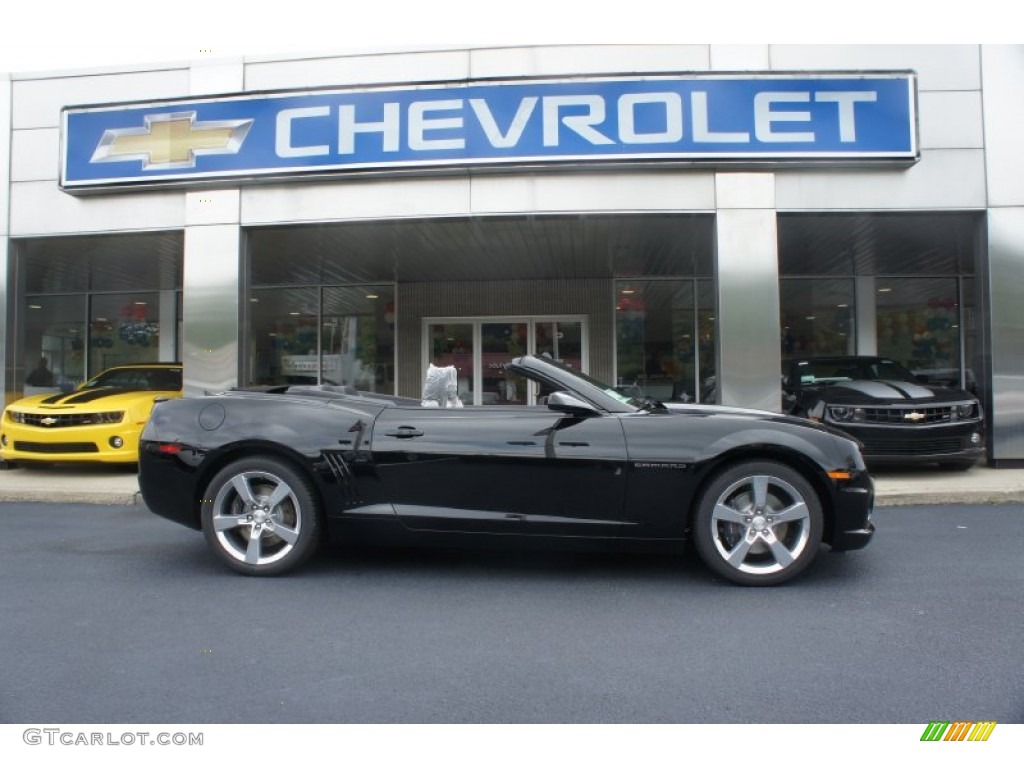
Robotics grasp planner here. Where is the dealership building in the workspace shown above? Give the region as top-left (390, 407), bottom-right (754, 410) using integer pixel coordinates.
top-left (1, 44), bottom-right (1022, 464)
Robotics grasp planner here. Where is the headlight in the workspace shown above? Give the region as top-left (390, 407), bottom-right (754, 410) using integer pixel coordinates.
top-left (89, 411), bottom-right (125, 424)
top-left (827, 406), bottom-right (866, 423)
top-left (952, 402), bottom-right (979, 420)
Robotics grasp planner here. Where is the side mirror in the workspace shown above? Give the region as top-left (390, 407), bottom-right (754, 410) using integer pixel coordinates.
top-left (547, 391), bottom-right (599, 416)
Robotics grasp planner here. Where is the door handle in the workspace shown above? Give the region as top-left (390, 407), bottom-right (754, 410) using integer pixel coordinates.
top-left (385, 427), bottom-right (424, 438)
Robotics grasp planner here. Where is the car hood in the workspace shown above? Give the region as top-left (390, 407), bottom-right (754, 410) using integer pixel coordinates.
top-left (802, 380), bottom-right (973, 404)
top-left (662, 401), bottom-right (844, 433)
top-left (6, 388), bottom-right (181, 411)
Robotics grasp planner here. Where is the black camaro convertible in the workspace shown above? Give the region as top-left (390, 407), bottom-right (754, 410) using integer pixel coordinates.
top-left (139, 355), bottom-right (875, 586)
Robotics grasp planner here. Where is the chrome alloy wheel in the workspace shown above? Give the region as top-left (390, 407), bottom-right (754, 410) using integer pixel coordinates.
top-left (210, 470), bottom-right (302, 567)
top-left (709, 474), bottom-right (812, 576)
top-left (694, 461), bottom-right (823, 586)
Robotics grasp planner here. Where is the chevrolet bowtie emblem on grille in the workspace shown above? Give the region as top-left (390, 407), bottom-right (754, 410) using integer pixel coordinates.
top-left (40, 417), bottom-right (58, 426)
top-left (90, 111), bottom-right (253, 170)
top-left (905, 411), bottom-right (926, 422)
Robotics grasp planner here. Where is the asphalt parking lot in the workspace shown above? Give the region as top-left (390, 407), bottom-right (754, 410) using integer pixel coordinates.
top-left (1, 499), bottom-right (1022, 724)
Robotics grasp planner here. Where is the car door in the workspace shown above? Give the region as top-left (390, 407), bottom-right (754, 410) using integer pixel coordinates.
top-left (370, 405), bottom-right (628, 536)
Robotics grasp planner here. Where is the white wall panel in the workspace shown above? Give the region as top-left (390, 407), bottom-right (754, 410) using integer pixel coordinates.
top-left (9, 181), bottom-right (185, 235)
top-left (182, 224), bottom-right (240, 395)
top-left (0, 234), bottom-right (7, 405)
top-left (710, 45), bottom-right (771, 71)
top-left (981, 45), bottom-right (1024, 207)
top-left (186, 189), bottom-right (240, 226)
top-left (469, 171), bottom-right (716, 214)
top-left (715, 172), bottom-right (775, 209)
top-left (716, 208), bottom-right (781, 411)
top-left (189, 59), bottom-right (244, 95)
top-left (1, 75), bottom-right (10, 237)
top-left (469, 45), bottom-right (710, 79)
top-left (245, 50), bottom-right (470, 91)
top-left (769, 45), bottom-right (980, 91)
top-left (1, 78), bottom-right (9, 406)
top-left (241, 176), bottom-right (473, 225)
top-left (918, 91), bottom-right (984, 149)
top-left (11, 69), bottom-right (189, 129)
top-left (988, 207), bottom-right (1024, 461)
top-left (776, 150), bottom-right (986, 211)
top-left (10, 128), bottom-right (59, 181)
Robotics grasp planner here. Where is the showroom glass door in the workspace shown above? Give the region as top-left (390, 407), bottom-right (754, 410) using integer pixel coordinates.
top-left (424, 317), bottom-right (587, 405)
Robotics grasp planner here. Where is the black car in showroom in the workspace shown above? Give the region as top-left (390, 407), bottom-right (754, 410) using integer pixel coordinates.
top-left (138, 354), bottom-right (875, 586)
top-left (783, 356), bottom-right (984, 470)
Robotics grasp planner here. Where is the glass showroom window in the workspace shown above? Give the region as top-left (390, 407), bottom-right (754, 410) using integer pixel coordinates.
top-left (247, 285), bottom-right (395, 390)
top-left (20, 295), bottom-right (87, 394)
top-left (321, 286), bottom-right (395, 393)
top-left (19, 292), bottom-right (172, 395)
top-left (88, 293), bottom-right (165, 374)
top-left (11, 232), bottom-right (182, 396)
top-left (779, 279), bottom-right (856, 359)
top-left (875, 277), bottom-right (960, 380)
top-left (615, 280), bottom-right (715, 403)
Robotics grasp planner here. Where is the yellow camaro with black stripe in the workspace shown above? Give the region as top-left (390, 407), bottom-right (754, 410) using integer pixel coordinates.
top-left (1, 363), bottom-right (182, 465)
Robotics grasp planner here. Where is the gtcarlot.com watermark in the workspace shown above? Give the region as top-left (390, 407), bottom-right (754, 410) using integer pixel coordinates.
top-left (23, 728), bottom-right (203, 747)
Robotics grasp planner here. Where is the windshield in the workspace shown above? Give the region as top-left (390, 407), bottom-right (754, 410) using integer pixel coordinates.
top-left (81, 367), bottom-right (182, 392)
top-left (526, 355), bottom-right (641, 410)
top-left (794, 358), bottom-right (919, 386)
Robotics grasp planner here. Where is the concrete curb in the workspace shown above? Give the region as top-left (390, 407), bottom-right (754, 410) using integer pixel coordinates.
top-left (0, 490), bottom-right (141, 505)
top-left (875, 492), bottom-right (1024, 507)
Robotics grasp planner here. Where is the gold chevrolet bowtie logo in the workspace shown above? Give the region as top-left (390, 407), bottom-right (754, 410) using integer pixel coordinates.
top-left (905, 411), bottom-right (926, 422)
top-left (90, 111), bottom-right (252, 170)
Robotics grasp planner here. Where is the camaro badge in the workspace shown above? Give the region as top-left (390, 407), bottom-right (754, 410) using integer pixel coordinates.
top-left (90, 111), bottom-right (253, 170)
top-left (905, 411), bottom-right (926, 422)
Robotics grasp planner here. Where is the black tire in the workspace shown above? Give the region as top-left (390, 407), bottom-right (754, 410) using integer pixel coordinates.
top-left (693, 461), bottom-right (823, 587)
top-left (200, 456), bottom-right (322, 576)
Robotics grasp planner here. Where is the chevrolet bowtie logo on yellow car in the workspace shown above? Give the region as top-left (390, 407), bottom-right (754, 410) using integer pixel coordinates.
top-left (90, 111), bottom-right (252, 170)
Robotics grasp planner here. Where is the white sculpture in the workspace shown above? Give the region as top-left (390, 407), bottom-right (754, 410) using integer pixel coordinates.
top-left (421, 364), bottom-right (464, 408)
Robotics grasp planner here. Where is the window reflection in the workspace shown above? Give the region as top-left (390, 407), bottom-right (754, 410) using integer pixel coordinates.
top-left (20, 295), bottom-right (86, 394)
top-left (614, 280), bottom-right (715, 403)
top-left (88, 293), bottom-right (163, 374)
top-left (481, 323), bottom-right (528, 405)
top-left (876, 278), bottom-right (960, 381)
top-left (779, 280), bottom-right (856, 359)
top-left (247, 286), bottom-right (395, 392)
top-left (19, 291), bottom-right (172, 396)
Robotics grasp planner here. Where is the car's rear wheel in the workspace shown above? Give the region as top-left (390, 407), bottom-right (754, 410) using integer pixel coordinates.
top-left (200, 456), bottom-right (321, 576)
top-left (693, 461), bottom-right (823, 586)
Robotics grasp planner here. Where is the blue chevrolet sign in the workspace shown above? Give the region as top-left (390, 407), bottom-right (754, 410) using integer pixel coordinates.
top-left (61, 73), bottom-right (918, 192)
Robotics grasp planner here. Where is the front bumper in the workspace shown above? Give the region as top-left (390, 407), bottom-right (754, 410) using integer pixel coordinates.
top-left (827, 420), bottom-right (984, 466)
top-left (827, 470), bottom-right (876, 552)
top-left (0, 419), bottom-right (144, 463)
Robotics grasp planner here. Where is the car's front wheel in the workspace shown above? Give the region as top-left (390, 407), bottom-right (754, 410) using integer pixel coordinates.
top-left (200, 456), bottom-right (321, 576)
top-left (693, 461), bottom-right (823, 586)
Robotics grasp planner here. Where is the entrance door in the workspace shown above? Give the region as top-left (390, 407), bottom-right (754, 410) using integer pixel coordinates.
top-left (424, 317), bottom-right (587, 406)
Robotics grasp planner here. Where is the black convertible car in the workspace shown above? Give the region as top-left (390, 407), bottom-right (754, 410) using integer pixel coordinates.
top-left (139, 355), bottom-right (875, 586)
top-left (783, 356), bottom-right (984, 469)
